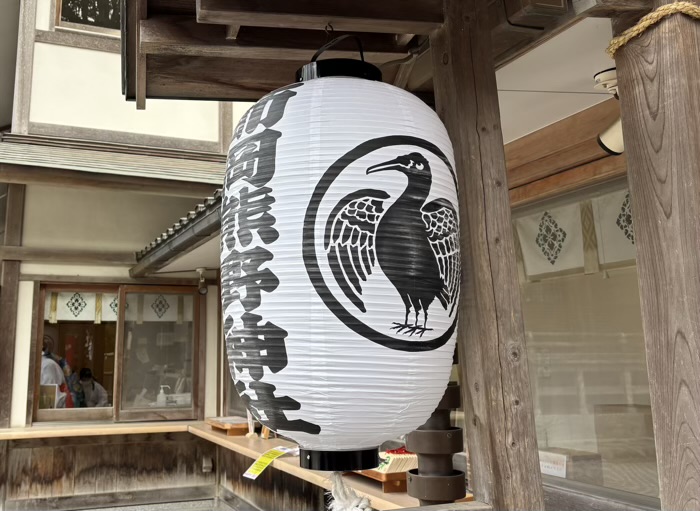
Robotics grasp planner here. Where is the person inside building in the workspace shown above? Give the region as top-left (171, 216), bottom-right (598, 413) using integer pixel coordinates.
top-left (41, 340), bottom-right (67, 408)
top-left (42, 335), bottom-right (82, 406)
top-left (79, 368), bottom-right (110, 407)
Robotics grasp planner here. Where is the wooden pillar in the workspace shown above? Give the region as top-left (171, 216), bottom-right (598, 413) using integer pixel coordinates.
top-left (614, 2), bottom-right (700, 508)
top-left (430, 1), bottom-right (544, 509)
top-left (0, 441), bottom-right (7, 511)
top-left (0, 184), bottom-right (25, 428)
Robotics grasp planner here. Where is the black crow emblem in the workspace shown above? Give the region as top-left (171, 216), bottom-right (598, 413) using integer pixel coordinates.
top-left (324, 152), bottom-right (460, 336)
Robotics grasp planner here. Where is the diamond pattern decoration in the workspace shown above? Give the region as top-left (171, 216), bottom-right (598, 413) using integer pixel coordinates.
top-left (151, 295), bottom-right (170, 318)
top-left (66, 292), bottom-right (87, 317)
top-left (616, 192), bottom-right (635, 245)
top-left (110, 296), bottom-right (119, 315)
top-left (536, 212), bottom-right (567, 265)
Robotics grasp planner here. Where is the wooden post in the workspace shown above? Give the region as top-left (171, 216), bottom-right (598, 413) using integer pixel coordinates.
top-left (0, 184), bottom-right (25, 428)
top-left (614, 1), bottom-right (700, 508)
top-left (430, 1), bottom-right (544, 509)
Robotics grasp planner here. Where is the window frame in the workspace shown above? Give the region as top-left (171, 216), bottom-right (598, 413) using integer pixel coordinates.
top-left (54, 0), bottom-right (121, 38)
top-left (513, 177), bottom-right (660, 504)
top-left (114, 285), bottom-right (205, 422)
top-left (31, 282), bottom-right (205, 424)
top-left (33, 283), bottom-right (120, 423)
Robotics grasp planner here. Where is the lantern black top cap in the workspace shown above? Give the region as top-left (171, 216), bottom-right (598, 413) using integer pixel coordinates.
top-left (296, 35), bottom-right (382, 82)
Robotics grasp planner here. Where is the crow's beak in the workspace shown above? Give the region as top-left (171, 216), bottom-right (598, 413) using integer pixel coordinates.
top-left (367, 157), bottom-right (404, 174)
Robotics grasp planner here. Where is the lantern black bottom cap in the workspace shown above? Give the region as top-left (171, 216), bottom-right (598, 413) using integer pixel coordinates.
top-left (300, 448), bottom-right (379, 471)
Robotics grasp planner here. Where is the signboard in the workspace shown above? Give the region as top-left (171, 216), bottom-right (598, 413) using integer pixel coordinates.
top-left (539, 450), bottom-right (568, 478)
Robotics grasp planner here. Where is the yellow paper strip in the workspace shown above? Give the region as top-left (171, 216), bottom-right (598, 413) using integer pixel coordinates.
top-left (243, 446), bottom-right (298, 480)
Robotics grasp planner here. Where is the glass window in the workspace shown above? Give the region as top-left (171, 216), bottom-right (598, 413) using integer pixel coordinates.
top-left (37, 286), bottom-right (118, 421)
top-left (514, 183), bottom-right (659, 498)
top-left (116, 286), bottom-right (201, 421)
top-left (34, 284), bottom-right (202, 423)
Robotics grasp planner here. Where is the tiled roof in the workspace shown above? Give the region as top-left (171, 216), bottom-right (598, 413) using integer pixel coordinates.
top-left (136, 189), bottom-right (223, 260)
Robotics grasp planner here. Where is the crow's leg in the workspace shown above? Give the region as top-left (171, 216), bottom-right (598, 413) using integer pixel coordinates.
top-left (423, 309), bottom-right (428, 329)
top-left (411, 298), bottom-right (422, 326)
top-left (391, 295), bottom-right (413, 333)
top-left (402, 294), bottom-right (411, 325)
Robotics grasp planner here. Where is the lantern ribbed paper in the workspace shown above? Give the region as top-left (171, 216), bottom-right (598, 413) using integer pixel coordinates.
top-left (221, 77), bottom-right (460, 467)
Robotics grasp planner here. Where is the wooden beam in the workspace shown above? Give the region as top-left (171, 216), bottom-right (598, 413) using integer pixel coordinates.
top-left (136, 0), bottom-right (148, 109)
top-left (505, 98), bottom-right (620, 188)
top-left (0, 185), bottom-right (25, 428)
top-left (0, 441), bottom-right (7, 508)
top-left (195, 0), bottom-right (444, 34)
top-left (225, 25), bottom-right (241, 40)
top-left (122, 0), bottom-right (137, 101)
top-left (430, 0), bottom-right (544, 509)
top-left (394, 59), bottom-right (416, 88)
top-left (0, 246), bottom-right (136, 266)
top-left (572, 0), bottom-right (652, 17)
top-left (0, 163), bottom-right (218, 199)
top-left (11, 0), bottom-right (37, 134)
top-left (139, 16), bottom-right (407, 63)
top-left (614, 1), bottom-right (700, 508)
top-left (509, 154), bottom-right (627, 208)
top-left (146, 55), bottom-right (304, 101)
top-left (504, 0), bottom-right (569, 27)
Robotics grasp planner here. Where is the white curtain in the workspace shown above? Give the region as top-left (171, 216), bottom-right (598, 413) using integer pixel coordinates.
top-left (516, 203), bottom-right (583, 277)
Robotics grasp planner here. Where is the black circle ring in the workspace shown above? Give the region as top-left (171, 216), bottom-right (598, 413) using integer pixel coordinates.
top-left (302, 135), bottom-right (459, 352)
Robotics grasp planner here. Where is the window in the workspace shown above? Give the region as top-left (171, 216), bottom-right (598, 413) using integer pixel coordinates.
top-left (513, 182), bottom-right (659, 499)
top-left (56, 0), bottom-right (120, 35)
top-left (34, 284), bottom-right (203, 423)
top-left (116, 286), bottom-right (202, 421)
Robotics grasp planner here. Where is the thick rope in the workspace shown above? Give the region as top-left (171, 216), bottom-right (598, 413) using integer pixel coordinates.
top-left (328, 472), bottom-right (374, 511)
top-left (607, 1), bottom-right (700, 58)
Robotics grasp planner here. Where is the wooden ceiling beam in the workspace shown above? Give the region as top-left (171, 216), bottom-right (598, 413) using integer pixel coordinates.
top-left (572, 0), bottom-right (652, 17)
top-left (146, 55), bottom-right (304, 100)
top-left (139, 16), bottom-right (408, 63)
top-left (195, 0), bottom-right (443, 34)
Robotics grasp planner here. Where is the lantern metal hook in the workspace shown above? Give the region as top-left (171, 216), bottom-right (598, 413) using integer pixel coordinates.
top-left (324, 23), bottom-right (335, 41)
top-left (312, 34), bottom-right (365, 63)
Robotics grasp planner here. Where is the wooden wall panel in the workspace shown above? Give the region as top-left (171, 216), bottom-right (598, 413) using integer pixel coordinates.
top-left (0, 185), bottom-right (25, 428)
top-left (4, 433), bottom-right (215, 510)
top-left (219, 447), bottom-right (326, 511)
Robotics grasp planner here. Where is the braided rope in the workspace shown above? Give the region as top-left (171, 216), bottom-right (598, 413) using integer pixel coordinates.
top-left (607, 1), bottom-right (700, 58)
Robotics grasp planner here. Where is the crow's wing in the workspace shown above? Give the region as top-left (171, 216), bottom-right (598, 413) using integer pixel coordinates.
top-left (422, 199), bottom-right (460, 315)
top-left (324, 189), bottom-right (389, 313)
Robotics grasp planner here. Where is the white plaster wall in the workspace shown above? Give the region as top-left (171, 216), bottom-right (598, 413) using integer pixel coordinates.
top-left (231, 101), bottom-right (254, 133)
top-left (0, 0), bottom-right (20, 127)
top-left (29, 43), bottom-right (219, 141)
top-left (22, 185), bottom-right (198, 252)
top-left (35, 0), bottom-right (51, 30)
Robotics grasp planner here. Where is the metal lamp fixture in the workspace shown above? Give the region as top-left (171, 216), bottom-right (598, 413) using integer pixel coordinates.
top-left (594, 68), bottom-right (624, 155)
top-left (220, 36), bottom-right (461, 471)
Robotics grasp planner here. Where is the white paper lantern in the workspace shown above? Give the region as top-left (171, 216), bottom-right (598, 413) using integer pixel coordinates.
top-left (221, 57), bottom-right (460, 471)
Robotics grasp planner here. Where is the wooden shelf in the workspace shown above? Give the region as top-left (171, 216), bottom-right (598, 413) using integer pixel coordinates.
top-left (1, 421), bottom-right (485, 511)
top-left (189, 423), bottom-right (421, 511)
top-left (0, 421), bottom-right (196, 440)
